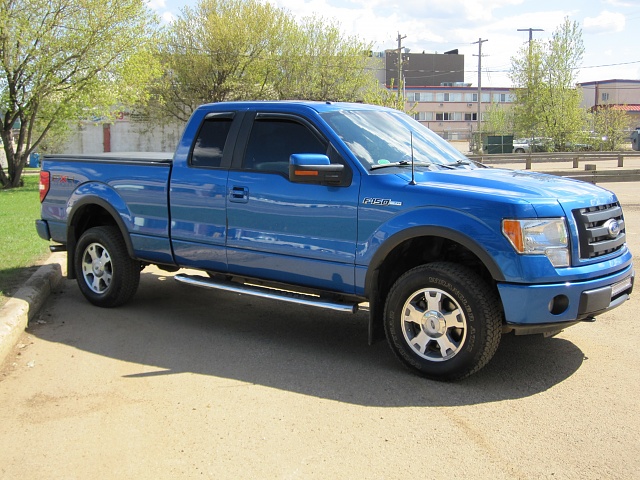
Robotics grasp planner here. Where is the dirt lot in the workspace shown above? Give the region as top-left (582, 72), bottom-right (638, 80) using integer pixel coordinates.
top-left (1, 183), bottom-right (639, 479)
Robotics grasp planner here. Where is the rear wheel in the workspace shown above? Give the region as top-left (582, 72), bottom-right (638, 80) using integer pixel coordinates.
top-left (74, 226), bottom-right (140, 307)
top-left (384, 262), bottom-right (502, 380)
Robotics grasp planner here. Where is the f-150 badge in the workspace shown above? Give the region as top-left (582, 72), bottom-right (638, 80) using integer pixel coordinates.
top-left (363, 197), bottom-right (402, 206)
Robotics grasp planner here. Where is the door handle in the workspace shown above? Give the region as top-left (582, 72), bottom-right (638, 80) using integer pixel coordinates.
top-left (229, 186), bottom-right (249, 203)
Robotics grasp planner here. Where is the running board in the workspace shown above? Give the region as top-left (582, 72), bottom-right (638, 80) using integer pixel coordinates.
top-left (174, 274), bottom-right (359, 313)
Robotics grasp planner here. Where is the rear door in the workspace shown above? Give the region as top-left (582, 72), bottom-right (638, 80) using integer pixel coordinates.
top-left (169, 111), bottom-right (242, 272)
top-left (226, 111), bottom-right (360, 294)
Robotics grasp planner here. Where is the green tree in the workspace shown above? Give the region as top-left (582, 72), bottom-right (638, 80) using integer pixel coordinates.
top-left (483, 102), bottom-right (515, 135)
top-left (272, 14), bottom-right (374, 102)
top-left (363, 78), bottom-right (411, 112)
top-left (591, 106), bottom-right (632, 151)
top-left (509, 39), bottom-right (546, 138)
top-left (151, 0), bottom-right (290, 122)
top-left (0, 0), bottom-right (158, 188)
top-left (149, 0), bottom-right (378, 122)
top-left (509, 18), bottom-right (585, 150)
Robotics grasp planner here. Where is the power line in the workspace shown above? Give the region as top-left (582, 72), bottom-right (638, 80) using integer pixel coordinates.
top-left (581, 59), bottom-right (640, 70)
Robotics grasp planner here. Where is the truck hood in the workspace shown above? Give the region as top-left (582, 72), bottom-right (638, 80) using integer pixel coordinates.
top-left (395, 167), bottom-right (617, 206)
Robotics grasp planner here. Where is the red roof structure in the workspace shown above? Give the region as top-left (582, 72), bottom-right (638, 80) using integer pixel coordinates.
top-left (610, 105), bottom-right (640, 112)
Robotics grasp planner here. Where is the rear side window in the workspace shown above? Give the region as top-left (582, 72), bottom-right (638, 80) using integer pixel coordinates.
top-left (242, 118), bottom-right (327, 174)
top-left (191, 118), bottom-right (233, 168)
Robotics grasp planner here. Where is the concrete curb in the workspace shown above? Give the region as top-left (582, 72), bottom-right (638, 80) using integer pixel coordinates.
top-left (0, 252), bottom-right (66, 367)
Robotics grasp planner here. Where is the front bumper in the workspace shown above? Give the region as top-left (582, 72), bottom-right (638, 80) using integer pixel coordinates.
top-left (498, 264), bottom-right (634, 331)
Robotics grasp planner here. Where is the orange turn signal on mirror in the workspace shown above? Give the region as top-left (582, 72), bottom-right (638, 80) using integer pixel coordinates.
top-left (295, 170), bottom-right (318, 176)
top-left (502, 219), bottom-right (524, 252)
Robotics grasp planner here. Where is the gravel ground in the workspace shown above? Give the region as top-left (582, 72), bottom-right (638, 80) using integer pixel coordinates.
top-left (0, 182), bottom-right (638, 480)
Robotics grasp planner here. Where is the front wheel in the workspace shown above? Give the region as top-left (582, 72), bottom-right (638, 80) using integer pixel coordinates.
top-left (384, 262), bottom-right (502, 380)
top-left (74, 226), bottom-right (140, 307)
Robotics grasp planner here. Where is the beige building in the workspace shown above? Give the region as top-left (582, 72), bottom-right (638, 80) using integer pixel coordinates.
top-left (404, 86), bottom-right (514, 140)
top-left (579, 79), bottom-right (640, 109)
top-left (368, 50), bottom-right (514, 141)
top-left (578, 79), bottom-right (640, 128)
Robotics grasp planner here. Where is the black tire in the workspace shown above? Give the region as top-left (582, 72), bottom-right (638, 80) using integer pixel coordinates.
top-left (514, 148), bottom-right (525, 153)
top-left (384, 262), bottom-right (502, 380)
top-left (74, 226), bottom-right (140, 308)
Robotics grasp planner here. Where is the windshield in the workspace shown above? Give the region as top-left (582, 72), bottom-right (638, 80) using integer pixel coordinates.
top-left (320, 109), bottom-right (468, 169)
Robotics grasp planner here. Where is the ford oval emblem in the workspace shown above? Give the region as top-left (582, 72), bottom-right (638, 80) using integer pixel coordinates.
top-left (605, 219), bottom-right (621, 238)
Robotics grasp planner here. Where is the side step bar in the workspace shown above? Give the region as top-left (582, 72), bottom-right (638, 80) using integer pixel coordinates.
top-left (174, 274), bottom-right (359, 313)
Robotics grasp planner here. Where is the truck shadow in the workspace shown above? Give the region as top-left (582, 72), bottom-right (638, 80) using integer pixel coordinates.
top-left (34, 271), bottom-right (586, 407)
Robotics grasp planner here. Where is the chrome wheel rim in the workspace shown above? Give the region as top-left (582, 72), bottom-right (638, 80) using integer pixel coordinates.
top-left (81, 242), bottom-right (113, 294)
top-left (401, 288), bottom-right (467, 362)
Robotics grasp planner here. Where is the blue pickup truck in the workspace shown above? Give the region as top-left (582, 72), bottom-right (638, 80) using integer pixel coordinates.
top-left (36, 101), bottom-right (634, 380)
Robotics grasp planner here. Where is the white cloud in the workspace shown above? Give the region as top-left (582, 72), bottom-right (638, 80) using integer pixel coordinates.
top-left (146, 0), bottom-right (167, 10)
top-left (603, 0), bottom-right (636, 7)
top-left (583, 11), bottom-right (626, 34)
top-left (161, 11), bottom-right (176, 23)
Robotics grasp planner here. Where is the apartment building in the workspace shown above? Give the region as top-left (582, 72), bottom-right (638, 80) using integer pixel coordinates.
top-left (376, 50), bottom-right (514, 139)
top-left (405, 85), bottom-right (514, 139)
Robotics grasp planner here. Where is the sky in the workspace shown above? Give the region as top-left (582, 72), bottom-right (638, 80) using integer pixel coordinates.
top-left (146, 0), bottom-right (640, 88)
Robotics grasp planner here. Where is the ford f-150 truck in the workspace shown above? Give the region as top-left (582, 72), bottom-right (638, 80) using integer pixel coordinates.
top-left (36, 101), bottom-right (634, 380)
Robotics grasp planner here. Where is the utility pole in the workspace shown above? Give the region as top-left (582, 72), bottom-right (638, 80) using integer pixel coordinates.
top-left (518, 28), bottom-right (543, 57)
top-left (517, 28), bottom-right (543, 44)
top-left (472, 38), bottom-right (488, 141)
top-left (396, 32), bottom-right (407, 99)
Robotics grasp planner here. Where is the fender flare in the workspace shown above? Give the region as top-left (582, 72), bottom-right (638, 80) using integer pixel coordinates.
top-left (66, 195), bottom-right (136, 278)
top-left (364, 224), bottom-right (506, 297)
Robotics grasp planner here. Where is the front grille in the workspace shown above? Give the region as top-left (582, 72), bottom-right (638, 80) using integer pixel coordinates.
top-left (573, 202), bottom-right (626, 260)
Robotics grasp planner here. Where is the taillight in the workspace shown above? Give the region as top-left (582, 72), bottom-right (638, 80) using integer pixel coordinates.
top-left (39, 171), bottom-right (50, 203)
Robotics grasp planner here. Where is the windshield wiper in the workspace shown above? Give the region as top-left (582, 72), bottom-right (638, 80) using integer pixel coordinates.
top-left (456, 158), bottom-right (488, 168)
top-left (371, 160), bottom-right (433, 171)
top-left (370, 160), bottom-right (411, 170)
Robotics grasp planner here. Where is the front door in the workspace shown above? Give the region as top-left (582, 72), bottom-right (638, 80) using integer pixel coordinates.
top-left (226, 112), bottom-right (360, 294)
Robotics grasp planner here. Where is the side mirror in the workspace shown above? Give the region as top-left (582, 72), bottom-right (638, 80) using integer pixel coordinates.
top-left (289, 154), bottom-right (345, 185)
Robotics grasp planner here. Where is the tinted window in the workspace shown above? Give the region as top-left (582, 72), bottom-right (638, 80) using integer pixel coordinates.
top-left (243, 118), bottom-right (327, 174)
top-left (191, 118), bottom-right (233, 168)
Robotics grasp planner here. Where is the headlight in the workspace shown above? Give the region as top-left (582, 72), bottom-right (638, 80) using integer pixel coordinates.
top-left (502, 218), bottom-right (570, 267)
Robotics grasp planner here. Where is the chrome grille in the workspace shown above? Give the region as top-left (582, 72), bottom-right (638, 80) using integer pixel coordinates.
top-left (573, 203), bottom-right (626, 259)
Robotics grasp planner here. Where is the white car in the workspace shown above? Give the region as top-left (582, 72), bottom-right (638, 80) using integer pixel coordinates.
top-left (512, 138), bottom-right (552, 154)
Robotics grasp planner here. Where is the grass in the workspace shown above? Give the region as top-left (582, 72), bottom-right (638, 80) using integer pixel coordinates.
top-left (0, 172), bottom-right (52, 305)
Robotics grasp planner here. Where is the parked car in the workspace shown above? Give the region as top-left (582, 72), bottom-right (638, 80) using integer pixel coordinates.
top-left (512, 138), bottom-right (552, 153)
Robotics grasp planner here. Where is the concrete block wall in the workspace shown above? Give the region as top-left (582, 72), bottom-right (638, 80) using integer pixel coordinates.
top-left (62, 120), bottom-right (184, 154)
